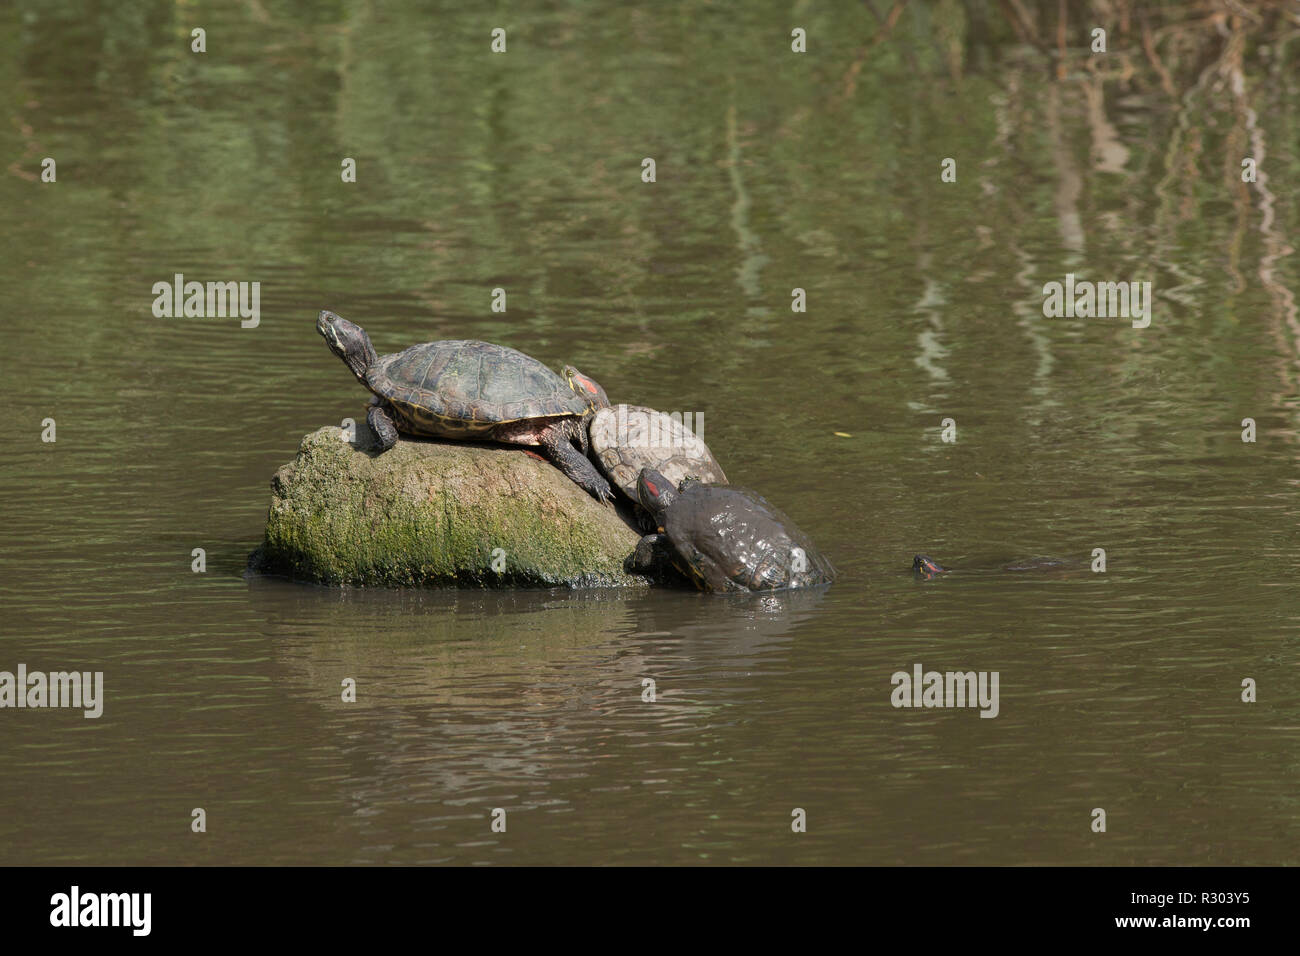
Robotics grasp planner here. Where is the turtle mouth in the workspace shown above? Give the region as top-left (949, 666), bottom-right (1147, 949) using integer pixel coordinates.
top-left (317, 311), bottom-right (349, 355)
top-left (316, 311), bottom-right (336, 340)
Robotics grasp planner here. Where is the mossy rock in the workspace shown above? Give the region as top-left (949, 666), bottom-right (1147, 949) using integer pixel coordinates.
top-left (250, 424), bottom-right (648, 588)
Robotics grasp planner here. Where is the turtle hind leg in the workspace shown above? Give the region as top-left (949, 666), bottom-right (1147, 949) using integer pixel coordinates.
top-left (367, 403), bottom-right (399, 452)
top-left (539, 420), bottom-right (615, 505)
top-left (693, 552), bottom-right (744, 592)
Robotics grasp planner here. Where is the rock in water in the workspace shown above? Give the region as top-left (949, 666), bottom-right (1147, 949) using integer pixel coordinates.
top-left (250, 425), bottom-right (647, 588)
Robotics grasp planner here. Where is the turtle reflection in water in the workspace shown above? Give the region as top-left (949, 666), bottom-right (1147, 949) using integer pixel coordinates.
top-left (912, 554), bottom-right (1084, 581)
top-left (631, 468), bottom-right (835, 592)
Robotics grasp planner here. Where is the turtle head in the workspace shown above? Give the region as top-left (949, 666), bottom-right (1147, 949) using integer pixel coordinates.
top-left (913, 555), bottom-right (946, 579)
top-left (563, 365), bottom-right (610, 411)
top-left (317, 310), bottom-right (377, 384)
top-left (636, 468), bottom-right (678, 526)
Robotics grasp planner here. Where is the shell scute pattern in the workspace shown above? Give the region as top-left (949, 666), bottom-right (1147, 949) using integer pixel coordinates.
top-left (589, 405), bottom-right (727, 499)
top-left (369, 340), bottom-right (586, 435)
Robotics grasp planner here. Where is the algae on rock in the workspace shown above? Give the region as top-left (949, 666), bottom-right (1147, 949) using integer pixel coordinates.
top-left (251, 424), bottom-right (647, 588)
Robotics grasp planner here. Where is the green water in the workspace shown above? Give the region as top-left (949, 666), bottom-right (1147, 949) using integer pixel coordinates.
top-left (2, 1), bottom-right (1298, 864)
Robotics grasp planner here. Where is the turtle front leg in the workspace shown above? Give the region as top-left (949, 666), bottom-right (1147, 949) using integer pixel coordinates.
top-left (628, 533), bottom-right (692, 585)
top-left (540, 420), bottom-right (615, 505)
top-left (367, 402), bottom-right (399, 452)
top-left (630, 533), bottom-right (673, 574)
top-left (630, 534), bottom-right (711, 589)
top-left (632, 503), bottom-right (658, 534)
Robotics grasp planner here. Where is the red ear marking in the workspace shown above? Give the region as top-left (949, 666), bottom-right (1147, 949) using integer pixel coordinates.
top-left (644, 479), bottom-right (658, 496)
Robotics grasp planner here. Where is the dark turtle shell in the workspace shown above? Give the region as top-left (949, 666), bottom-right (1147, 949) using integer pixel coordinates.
top-left (661, 482), bottom-right (834, 592)
top-left (589, 404), bottom-right (727, 500)
top-left (366, 340), bottom-right (590, 439)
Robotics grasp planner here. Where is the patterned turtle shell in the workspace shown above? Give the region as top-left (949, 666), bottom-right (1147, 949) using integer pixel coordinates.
top-left (588, 404), bottom-right (727, 500)
top-left (365, 339), bottom-right (591, 438)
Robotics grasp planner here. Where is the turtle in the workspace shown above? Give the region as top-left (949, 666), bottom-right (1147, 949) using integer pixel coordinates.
top-left (561, 364), bottom-right (609, 411)
top-left (317, 310), bottom-right (615, 503)
top-left (630, 468), bottom-right (835, 592)
top-left (913, 554), bottom-right (1082, 580)
top-left (586, 404), bottom-right (728, 516)
top-left (549, 371), bottom-right (729, 517)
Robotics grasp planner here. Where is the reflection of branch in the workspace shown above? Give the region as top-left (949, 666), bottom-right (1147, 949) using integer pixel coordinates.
top-left (1232, 51), bottom-right (1300, 374)
top-left (6, 115), bottom-right (41, 182)
top-left (998, 0), bottom-right (1049, 53)
top-left (1081, 75), bottom-right (1130, 174)
top-left (1225, 95), bottom-right (1250, 296)
top-left (841, 0), bottom-right (909, 99)
top-left (1055, 0), bottom-right (1067, 80)
top-left (1223, 1), bottom-right (1264, 26)
top-left (1046, 85), bottom-right (1084, 254)
top-left (724, 103), bottom-right (768, 301)
top-left (990, 76), bottom-right (1055, 412)
top-left (1140, 14), bottom-right (1178, 96)
top-left (865, 0), bottom-right (920, 73)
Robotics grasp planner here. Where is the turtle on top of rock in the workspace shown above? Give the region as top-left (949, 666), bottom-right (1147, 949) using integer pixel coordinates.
top-left (317, 310), bottom-right (614, 504)
top-left (316, 310), bottom-right (832, 592)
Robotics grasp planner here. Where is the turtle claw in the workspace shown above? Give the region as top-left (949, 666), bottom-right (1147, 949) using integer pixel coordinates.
top-left (595, 480), bottom-right (616, 507)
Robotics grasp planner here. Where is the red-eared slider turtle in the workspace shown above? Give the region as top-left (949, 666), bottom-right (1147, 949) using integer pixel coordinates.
top-left (588, 404), bottom-right (728, 504)
top-left (631, 468), bottom-right (835, 592)
top-left (561, 365), bottom-right (609, 411)
top-left (913, 554), bottom-right (1081, 580)
top-left (913, 555), bottom-right (947, 580)
top-left (317, 310), bottom-right (614, 503)
top-left (551, 374), bottom-right (729, 529)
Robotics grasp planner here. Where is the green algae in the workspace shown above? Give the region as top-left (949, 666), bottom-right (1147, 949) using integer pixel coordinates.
top-left (252, 426), bottom-right (647, 589)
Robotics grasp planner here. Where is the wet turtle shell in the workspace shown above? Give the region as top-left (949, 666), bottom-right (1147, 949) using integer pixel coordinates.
top-left (367, 339), bottom-right (590, 441)
top-left (589, 405), bottom-right (727, 500)
top-left (636, 474), bottom-right (835, 592)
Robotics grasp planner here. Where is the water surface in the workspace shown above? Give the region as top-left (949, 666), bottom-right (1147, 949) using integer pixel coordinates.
top-left (2, 1), bottom-right (1298, 865)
